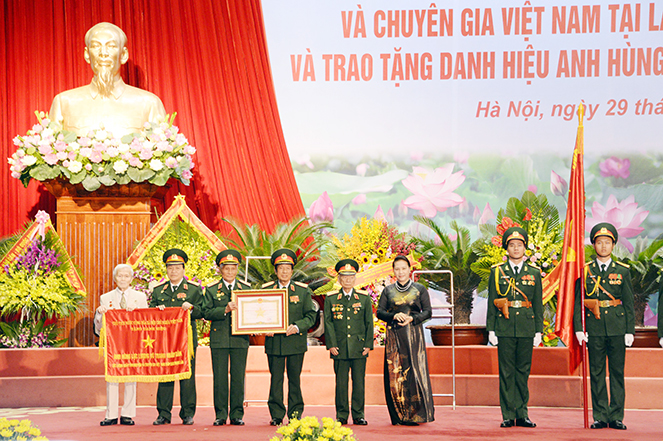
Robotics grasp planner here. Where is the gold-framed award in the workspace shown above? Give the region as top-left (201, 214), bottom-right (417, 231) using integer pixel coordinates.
top-left (231, 289), bottom-right (288, 335)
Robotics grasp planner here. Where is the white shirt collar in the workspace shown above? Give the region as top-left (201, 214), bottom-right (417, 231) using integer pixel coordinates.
top-left (596, 258), bottom-right (612, 269)
top-left (509, 260), bottom-right (523, 273)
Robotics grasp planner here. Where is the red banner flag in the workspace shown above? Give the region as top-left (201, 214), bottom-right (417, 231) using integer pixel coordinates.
top-left (553, 104), bottom-right (586, 371)
top-left (100, 308), bottom-right (194, 383)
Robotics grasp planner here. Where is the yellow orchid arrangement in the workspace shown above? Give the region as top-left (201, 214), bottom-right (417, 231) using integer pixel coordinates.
top-left (0, 418), bottom-right (48, 441)
top-left (269, 416), bottom-right (356, 441)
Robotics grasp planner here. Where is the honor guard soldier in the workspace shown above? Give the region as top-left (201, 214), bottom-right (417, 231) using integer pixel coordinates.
top-left (262, 248), bottom-right (316, 425)
top-left (202, 249), bottom-right (252, 426)
top-left (486, 227), bottom-right (543, 429)
top-left (574, 223), bottom-right (635, 430)
top-left (150, 248), bottom-right (203, 426)
top-left (324, 259), bottom-right (373, 425)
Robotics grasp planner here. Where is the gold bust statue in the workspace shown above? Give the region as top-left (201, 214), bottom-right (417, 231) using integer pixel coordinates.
top-left (49, 22), bottom-right (166, 138)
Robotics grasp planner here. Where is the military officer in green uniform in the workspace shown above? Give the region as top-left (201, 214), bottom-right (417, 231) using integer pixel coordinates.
top-left (262, 248), bottom-right (316, 425)
top-left (486, 227), bottom-right (543, 429)
top-left (574, 222), bottom-right (634, 430)
top-left (202, 249), bottom-right (252, 426)
top-left (324, 259), bottom-right (373, 425)
top-left (150, 249), bottom-right (203, 426)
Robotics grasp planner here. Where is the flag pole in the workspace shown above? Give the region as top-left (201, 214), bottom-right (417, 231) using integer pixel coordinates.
top-left (576, 103), bottom-right (590, 429)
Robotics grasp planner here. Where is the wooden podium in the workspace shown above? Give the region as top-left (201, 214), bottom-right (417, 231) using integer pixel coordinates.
top-left (44, 179), bottom-right (166, 346)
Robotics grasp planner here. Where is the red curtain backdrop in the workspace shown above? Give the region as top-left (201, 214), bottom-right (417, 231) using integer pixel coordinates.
top-left (0, 0), bottom-right (304, 238)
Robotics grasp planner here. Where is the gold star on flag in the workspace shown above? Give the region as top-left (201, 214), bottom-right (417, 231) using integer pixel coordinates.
top-left (143, 335), bottom-right (155, 348)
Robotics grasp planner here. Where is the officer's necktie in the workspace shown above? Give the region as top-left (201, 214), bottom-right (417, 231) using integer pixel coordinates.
top-left (513, 266), bottom-right (519, 276)
top-left (601, 264), bottom-right (607, 275)
top-left (120, 292), bottom-right (127, 309)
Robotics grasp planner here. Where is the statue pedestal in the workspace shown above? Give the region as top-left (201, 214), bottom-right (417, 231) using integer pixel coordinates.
top-left (44, 180), bottom-right (167, 346)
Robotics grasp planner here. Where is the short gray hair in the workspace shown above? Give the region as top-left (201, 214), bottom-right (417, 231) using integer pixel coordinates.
top-left (113, 264), bottom-right (134, 281)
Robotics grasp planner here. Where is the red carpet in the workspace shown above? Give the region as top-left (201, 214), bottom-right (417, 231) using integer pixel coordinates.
top-left (2, 405), bottom-right (662, 441)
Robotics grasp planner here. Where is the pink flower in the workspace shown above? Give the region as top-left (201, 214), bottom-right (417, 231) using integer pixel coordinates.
top-left (352, 194), bottom-right (367, 205)
top-left (374, 205), bottom-right (386, 222)
top-left (139, 148), bottom-right (153, 160)
top-left (586, 195), bottom-right (649, 252)
top-left (528, 184), bottom-right (538, 194)
top-left (550, 170), bottom-right (568, 197)
top-left (38, 144), bottom-right (52, 155)
top-left (308, 191), bottom-right (334, 223)
top-left (599, 156), bottom-right (630, 179)
top-left (165, 157), bottom-right (178, 168)
top-left (56, 151), bottom-right (67, 161)
top-left (356, 163), bottom-right (369, 176)
top-left (181, 169), bottom-right (193, 180)
top-left (43, 153), bottom-right (59, 165)
top-left (79, 147), bottom-right (92, 158)
top-left (89, 150), bottom-right (103, 163)
top-left (402, 164), bottom-right (465, 218)
top-left (478, 203), bottom-right (494, 225)
top-left (78, 137), bottom-right (92, 147)
top-left (85, 164), bottom-right (92, 171)
top-left (54, 141), bottom-right (67, 152)
top-left (31, 124), bottom-right (43, 133)
top-left (129, 157), bottom-right (142, 168)
top-left (68, 151), bottom-right (78, 160)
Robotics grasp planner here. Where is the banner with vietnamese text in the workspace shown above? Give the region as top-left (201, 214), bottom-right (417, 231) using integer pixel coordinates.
top-left (101, 308), bottom-right (193, 383)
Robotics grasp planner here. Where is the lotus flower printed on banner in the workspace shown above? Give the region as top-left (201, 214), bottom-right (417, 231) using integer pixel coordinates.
top-left (586, 194), bottom-right (649, 252)
top-left (402, 164), bottom-right (465, 218)
top-left (550, 170), bottom-right (568, 197)
top-left (599, 156), bottom-right (630, 179)
top-left (308, 191), bottom-right (334, 223)
top-left (8, 111), bottom-right (196, 191)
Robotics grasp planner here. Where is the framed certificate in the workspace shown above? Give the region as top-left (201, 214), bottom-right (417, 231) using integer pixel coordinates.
top-left (231, 289), bottom-right (289, 335)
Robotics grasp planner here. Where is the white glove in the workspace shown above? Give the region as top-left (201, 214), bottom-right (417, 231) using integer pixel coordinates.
top-left (488, 331), bottom-right (498, 346)
top-left (659, 337), bottom-right (663, 348)
top-left (575, 331), bottom-right (588, 345)
top-left (533, 332), bottom-right (542, 347)
top-left (624, 333), bottom-right (634, 347)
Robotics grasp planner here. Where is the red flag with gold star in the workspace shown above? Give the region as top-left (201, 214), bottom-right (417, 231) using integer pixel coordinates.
top-left (100, 308), bottom-right (193, 382)
top-left (553, 104), bottom-right (586, 371)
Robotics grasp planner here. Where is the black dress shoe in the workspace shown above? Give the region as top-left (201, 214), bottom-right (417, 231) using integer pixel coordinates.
top-left (230, 418), bottom-right (245, 426)
top-left (182, 416), bottom-right (194, 425)
top-left (609, 420), bottom-right (627, 430)
top-left (515, 418), bottom-right (536, 428)
top-left (353, 418), bottom-right (368, 425)
top-left (590, 421), bottom-right (607, 429)
top-left (213, 419), bottom-right (226, 426)
top-left (120, 416), bottom-right (135, 425)
top-left (500, 419), bottom-right (514, 428)
top-left (399, 421), bottom-right (419, 426)
top-left (270, 418), bottom-right (282, 426)
top-left (100, 418), bottom-right (118, 426)
top-left (153, 416), bottom-right (170, 425)
top-left (337, 418), bottom-right (347, 425)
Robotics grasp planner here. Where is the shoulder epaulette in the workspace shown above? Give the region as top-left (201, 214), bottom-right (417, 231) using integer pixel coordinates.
top-left (187, 280), bottom-right (200, 286)
top-left (238, 279), bottom-right (252, 287)
top-left (327, 290), bottom-right (341, 296)
top-left (355, 289), bottom-right (369, 296)
top-left (294, 281), bottom-right (309, 288)
top-left (262, 281), bottom-right (275, 288)
top-left (527, 262), bottom-right (540, 269)
top-left (207, 281), bottom-right (220, 290)
top-left (491, 262), bottom-right (504, 268)
top-left (615, 261), bottom-right (630, 268)
top-left (585, 261), bottom-right (592, 266)
top-left (154, 282), bottom-right (167, 289)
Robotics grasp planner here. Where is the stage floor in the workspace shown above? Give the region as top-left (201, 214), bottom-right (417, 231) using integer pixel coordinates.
top-left (2, 405), bottom-right (662, 441)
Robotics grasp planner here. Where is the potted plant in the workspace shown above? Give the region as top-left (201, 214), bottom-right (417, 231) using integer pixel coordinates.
top-left (412, 216), bottom-right (486, 345)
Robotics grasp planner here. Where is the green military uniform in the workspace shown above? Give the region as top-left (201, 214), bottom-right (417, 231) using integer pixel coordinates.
top-left (150, 248), bottom-right (203, 424)
top-left (486, 227), bottom-right (543, 424)
top-left (149, 279), bottom-right (203, 421)
top-left (574, 224), bottom-right (634, 426)
top-left (202, 277), bottom-right (251, 423)
top-left (263, 248), bottom-right (316, 422)
top-left (324, 286), bottom-right (373, 422)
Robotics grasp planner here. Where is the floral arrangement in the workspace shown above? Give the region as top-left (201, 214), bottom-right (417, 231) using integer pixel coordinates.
top-left (269, 416), bottom-right (356, 441)
top-left (9, 111), bottom-right (196, 191)
top-left (132, 220), bottom-right (218, 293)
top-left (0, 213), bottom-right (85, 338)
top-left (471, 192), bottom-right (563, 346)
top-left (0, 317), bottom-right (64, 348)
top-left (541, 318), bottom-right (560, 347)
top-left (0, 418), bottom-right (48, 440)
top-left (319, 217), bottom-right (417, 345)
